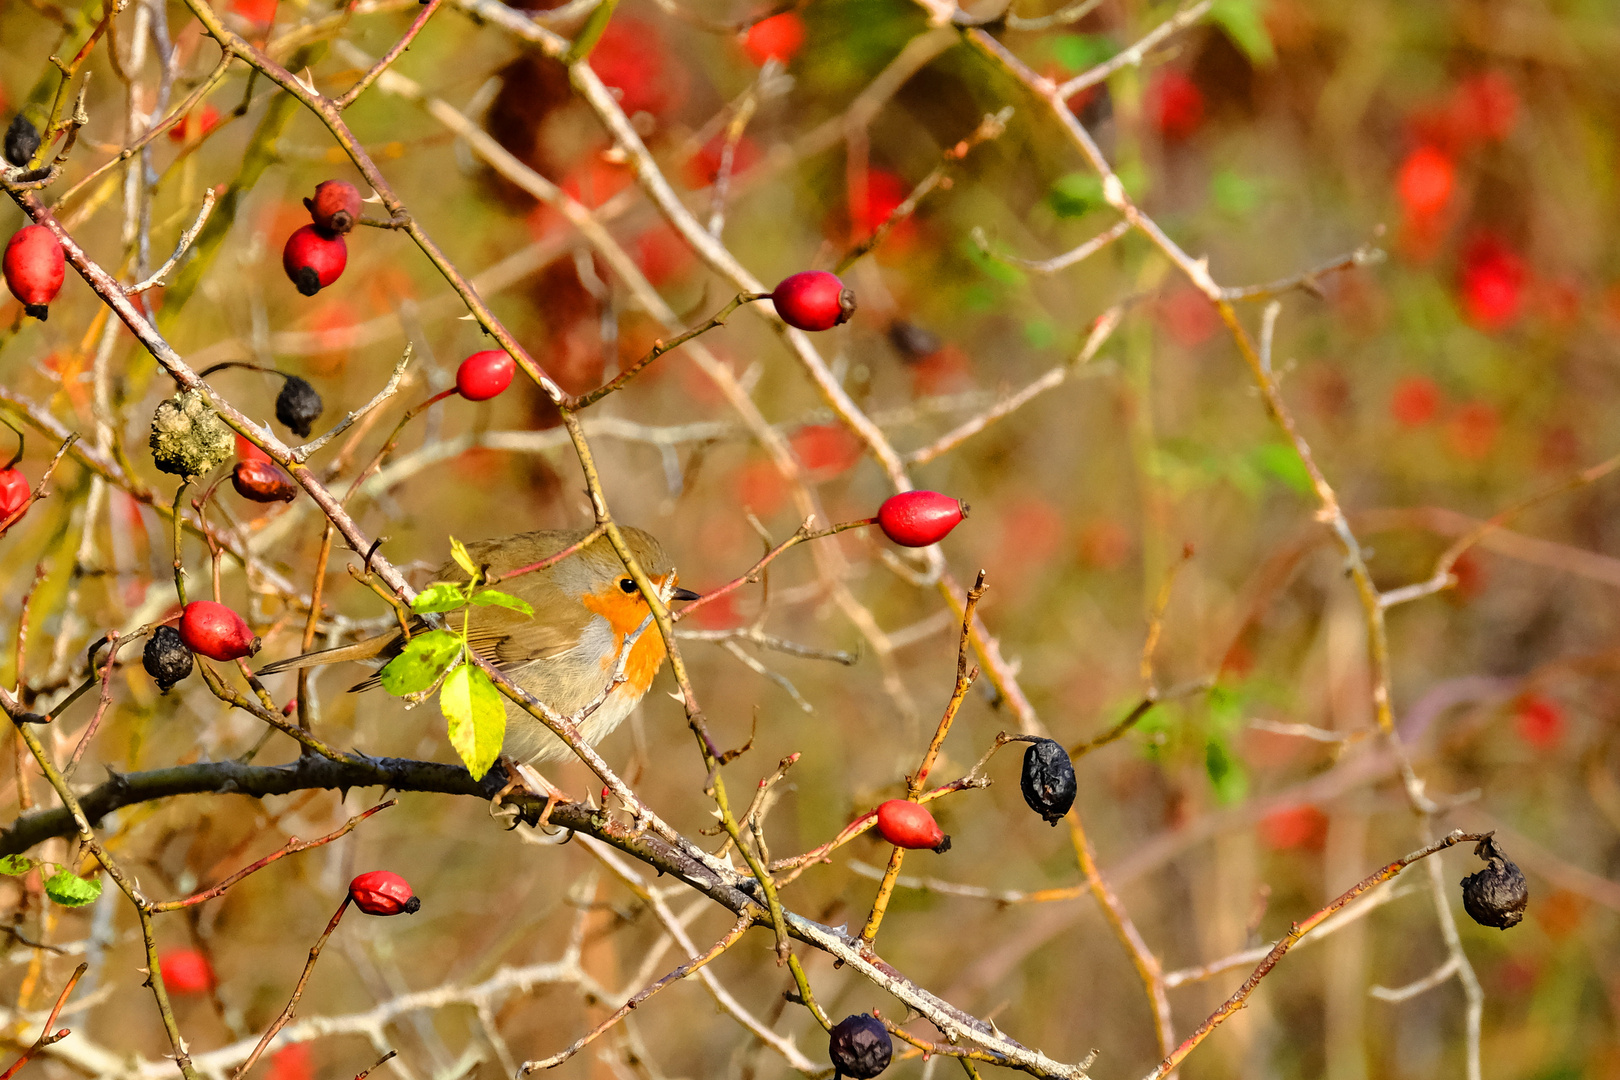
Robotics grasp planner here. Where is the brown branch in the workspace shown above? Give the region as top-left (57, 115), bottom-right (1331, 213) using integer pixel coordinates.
top-left (0, 962), bottom-right (87, 1080)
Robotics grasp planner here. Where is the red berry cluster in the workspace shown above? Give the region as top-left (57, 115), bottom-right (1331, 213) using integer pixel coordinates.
top-left (4, 223), bottom-right (66, 321)
top-left (283, 180), bottom-right (361, 297)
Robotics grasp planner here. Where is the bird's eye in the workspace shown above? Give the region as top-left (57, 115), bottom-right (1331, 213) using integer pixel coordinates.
top-left (619, 577), bottom-right (638, 594)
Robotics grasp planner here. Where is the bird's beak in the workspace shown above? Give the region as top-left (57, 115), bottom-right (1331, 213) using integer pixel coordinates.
top-left (671, 587), bottom-right (702, 602)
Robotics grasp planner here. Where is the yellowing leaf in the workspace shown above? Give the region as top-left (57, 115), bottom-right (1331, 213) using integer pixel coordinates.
top-left (442, 664), bottom-right (504, 780)
top-left (449, 536), bottom-right (478, 578)
top-left (380, 631), bottom-right (461, 696)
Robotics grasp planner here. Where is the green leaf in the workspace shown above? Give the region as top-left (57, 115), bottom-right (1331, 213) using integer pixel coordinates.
top-left (1047, 33), bottom-right (1115, 74)
top-left (1049, 172), bottom-right (1104, 219)
top-left (45, 869), bottom-right (102, 907)
top-left (1212, 0), bottom-right (1276, 65)
top-left (0, 854), bottom-right (33, 876)
top-left (449, 536), bottom-right (479, 578)
top-left (442, 665), bottom-right (505, 781)
top-left (1204, 735), bottom-right (1248, 806)
top-left (379, 631), bottom-right (462, 696)
top-left (411, 583), bottom-right (468, 615)
top-left (1252, 442), bottom-right (1314, 496)
top-left (471, 588), bottom-right (534, 616)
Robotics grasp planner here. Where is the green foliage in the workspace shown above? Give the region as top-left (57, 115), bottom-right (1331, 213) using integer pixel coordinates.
top-left (380, 630), bottom-right (462, 695)
top-left (411, 583), bottom-right (470, 614)
top-left (0, 855), bottom-right (33, 875)
top-left (1211, 0), bottom-right (1276, 65)
top-left (45, 869), bottom-right (102, 907)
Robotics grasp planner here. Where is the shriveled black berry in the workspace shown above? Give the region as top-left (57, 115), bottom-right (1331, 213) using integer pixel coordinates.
top-left (887, 320), bottom-right (941, 362)
top-left (1460, 835), bottom-right (1527, 930)
top-left (143, 625), bottom-right (194, 692)
top-left (1020, 737), bottom-right (1076, 826)
top-left (275, 376), bottom-right (322, 438)
top-left (4, 115), bottom-right (40, 168)
top-left (828, 1014), bottom-right (891, 1080)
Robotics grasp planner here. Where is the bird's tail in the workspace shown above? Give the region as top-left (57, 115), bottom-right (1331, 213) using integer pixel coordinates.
top-left (256, 633), bottom-right (396, 680)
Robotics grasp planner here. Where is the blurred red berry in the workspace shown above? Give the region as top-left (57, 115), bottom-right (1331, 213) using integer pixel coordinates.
top-left (1396, 146), bottom-right (1454, 219)
top-left (1450, 550), bottom-right (1487, 601)
top-left (179, 601), bottom-right (260, 662)
top-left (875, 799), bottom-right (950, 852)
top-left (348, 870), bottom-right (420, 916)
top-left (683, 133), bottom-right (761, 189)
top-left (876, 491), bottom-right (968, 547)
top-left (1158, 287), bottom-right (1220, 347)
top-left (632, 223), bottom-right (697, 287)
top-left (734, 460), bottom-right (788, 516)
top-left (159, 948), bottom-right (215, 994)
top-left (1389, 375), bottom-right (1441, 427)
top-left (851, 169), bottom-right (914, 243)
top-left (1446, 401), bottom-right (1499, 460)
top-left (1513, 694), bottom-right (1564, 750)
top-left (229, 0), bottom-right (277, 23)
top-left (168, 104), bottom-right (221, 143)
top-left (742, 13), bottom-right (806, 66)
top-left (1147, 70), bottom-right (1204, 140)
top-left (1459, 236), bottom-right (1525, 331)
top-left (1260, 805), bottom-right (1328, 851)
top-left (589, 18), bottom-right (683, 116)
top-left (1078, 519), bottom-right (1131, 570)
top-left (790, 423), bottom-right (862, 476)
top-left (1454, 71), bottom-right (1519, 143)
top-left (456, 350), bottom-right (516, 401)
top-left (268, 1043), bottom-right (313, 1080)
top-left (0, 468), bottom-right (30, 529)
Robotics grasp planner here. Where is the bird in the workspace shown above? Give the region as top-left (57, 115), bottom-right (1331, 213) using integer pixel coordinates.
top-left (258, 526), bottom-right (698, 764)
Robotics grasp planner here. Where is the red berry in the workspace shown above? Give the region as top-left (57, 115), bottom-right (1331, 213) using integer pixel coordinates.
top-left (1514, 694), bottom-right (1564, 750)
top-left (348, 870), bottom-right (420, 916)
top-left (168, 104), bottom-right (221, 143)
top-left (0, 468), bottom-right (30, 525)
top-left (1460, 236), bottom-right (1525, 331)
top-left (1389, 375), bottom-right (1441, 427)
top-left (231, 459), bottom-right (298, 503)
top-left (876, 491), bottom-right (968, 547)
top-left (1148, 70), bottom-right (1204, 140)
top-left (1396, 146), bottom-right (1454, 219)
top-left (178, 601), bottom-right (261, 662)
top-left (742, 13), bottom-right (805, 66)
top-left (874, 799), bottom-right (950, 853)
top-left (771, 271), bottom-right (856, 331)
top-left (282, 224), bottom-right (346, 297)
top-left (304, 179), bottom-right (362, 236)
top-left (159, 948), bottom-right (215, 995)
top-left (236, 432), bottom-right (272, 463)
top-left (4, 224), bottom-right (66, 321)
top-left (268, 1044), bottom-right (312, 1080)
top-left (1260, 805), bottom-right (1328, 851)
top-left (455, 349), bottom-right (516, 401)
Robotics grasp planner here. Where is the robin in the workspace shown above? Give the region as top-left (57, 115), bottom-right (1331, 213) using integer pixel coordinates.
top-left (259, 526), bottom-right (698, 763)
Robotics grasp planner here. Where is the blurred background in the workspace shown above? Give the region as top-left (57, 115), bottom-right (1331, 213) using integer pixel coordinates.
top-left (2, 1), bottom-right (1618, 1079)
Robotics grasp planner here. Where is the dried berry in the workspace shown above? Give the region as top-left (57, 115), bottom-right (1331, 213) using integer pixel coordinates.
top-left (1460, 835), bottom-right (1527, 929)
top-left (887, 320), bottom-right (941, 361)
top-left (232, 459), bottom-right (298, 503)
top-left (455, 350), bottom-right (516, 401)
top-left (875, 491), bottom-right (967, 547)
top-left (282, 224), bottom-right (347, 296)
top-left (771, 271), bottom-right (856, 332)
top-left (143, 625), bottom-right (195, 692)
top-left (4, 224), bottom-right (66, 321)
top-left (348, 871), bottom-right (420, 916)
top-left (150, 390), bottom-right (233, 478)
top-left (178, 601), bottom-right (261, 662)
top-left (874, 799), bottom-right (950, 852)
top-left (1020, 738), bottom-right (1076, 825)
top-left (4, 114), bottom-right (40, 168)
top-left (275, 375), bottom-right (323, 438)
top-left (304, 179), bottom-right (362, 235)
top-left (828, 1014), bottom-right (891, 1080)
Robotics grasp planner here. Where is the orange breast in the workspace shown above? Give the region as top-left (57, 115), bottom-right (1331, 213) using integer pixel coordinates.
top-left (581, 587), bottom-right (669, 693)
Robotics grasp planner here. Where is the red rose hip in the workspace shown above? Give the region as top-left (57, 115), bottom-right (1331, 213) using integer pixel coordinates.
top-left (282, 224), bottom-right (347, 297)
top-left (771, 271), bottom-right (856, 331)
top-left (159, 948), bottom-right (215, 995)
top-left (232, 459), bottom-right (298, 503)
top-left (0, 468), bottom-right (29, 525)
top-left (304, 179), bottom-right (362, 236)
top-left (348, 871), bottom-right (420, 915)
top-left (4, 224), bottom-right (66, 320)
top-left (875, 799), bottom-right (950, 852)
top-left (455, 350), bottom-right (516, 401)
top-left (178, 601), bottom-right (261, 661)
top-left (876, 491), bottom-right (967, 547)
